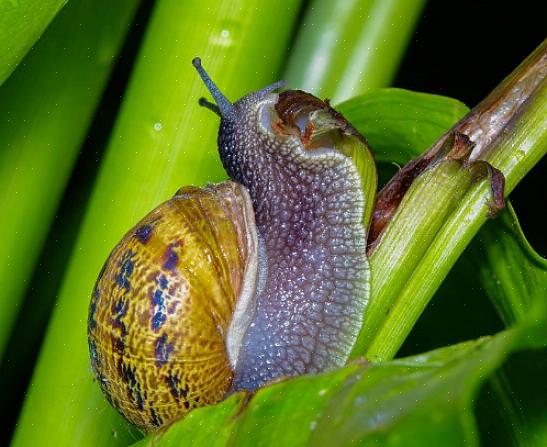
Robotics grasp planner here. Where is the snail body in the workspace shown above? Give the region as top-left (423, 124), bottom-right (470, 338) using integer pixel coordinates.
top-left (88, 59), bottom-right (377, 432)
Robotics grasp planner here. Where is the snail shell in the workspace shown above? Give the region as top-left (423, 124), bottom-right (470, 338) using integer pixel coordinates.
top-left (88, 58), bottom-right (377, 433)
top-left (88, 182), bottom-right (258, 431)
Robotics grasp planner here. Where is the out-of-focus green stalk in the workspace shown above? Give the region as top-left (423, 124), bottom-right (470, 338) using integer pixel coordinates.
top-left (283, 0), bottom-right (426, 102)
top-left (0, 0), bottom-right (67, 85)
top-left (355, 41), bottom-right (547, 361)
top-left (12, 1), bottom-right (302, 446)
top-left (0, 0), bottom-right (141, 361)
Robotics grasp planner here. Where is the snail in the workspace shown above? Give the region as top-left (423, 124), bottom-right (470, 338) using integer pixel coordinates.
top-left (87, 58), bottom-right (377, 432)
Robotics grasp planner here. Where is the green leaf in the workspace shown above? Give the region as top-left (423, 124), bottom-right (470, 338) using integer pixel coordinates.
top-left (418, 184), bottom-right (547, 447)
top-left (472, 202), bottom-right (547, 326)
top-left (0, 0), bottom-right (141, 362)
top-left (469, 203), bottom-right (547, 446)
top-left (0, 0), bottom-right (67, 85)
top-left (337, 88), bottom-right (469, 165)
top-left (133, 325), bottom-right (541, 447)
top-left (11, 1), bottom-right (303, 446)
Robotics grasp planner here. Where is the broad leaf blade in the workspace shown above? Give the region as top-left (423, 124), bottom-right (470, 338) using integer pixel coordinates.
top-left (135, 328), bottom-right (536, 447)
top-left (471, 203), bottom-right (547, 446)
top-left (0, 0), bottom-right (66, 85)
top-left (473, 202), bottom-right (547, 326)
top-left (337, 88), bottom-right (469, 164)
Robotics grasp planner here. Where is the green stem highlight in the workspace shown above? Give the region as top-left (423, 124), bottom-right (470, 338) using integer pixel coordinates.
top-left (283, 0), bottom-right (426, 102)
top-left (0, 0), bottom-right (67, 85)
top-left (0, 0), bottom-right (141, 361)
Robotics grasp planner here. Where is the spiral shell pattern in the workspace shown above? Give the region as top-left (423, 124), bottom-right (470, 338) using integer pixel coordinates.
top-left (87, 181), bottom-right (255, 432)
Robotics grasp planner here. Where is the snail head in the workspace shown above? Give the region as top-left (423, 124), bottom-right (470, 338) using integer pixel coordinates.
top-left (192, 57), bottom-right (370, 196)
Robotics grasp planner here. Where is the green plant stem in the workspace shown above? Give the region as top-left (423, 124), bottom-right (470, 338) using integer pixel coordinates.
top-left (352, 160), bottom-right (475, 355)
top-left (357, 40), bottom-right (547, 361)
top-left (0, 0), bottom-right (141, 361)
top-left (283, 0), bottom-right (426, 102)
top-left (11, 1), bottom-right (302, 446)
top-left (0, 0), bottom-right (67, 85)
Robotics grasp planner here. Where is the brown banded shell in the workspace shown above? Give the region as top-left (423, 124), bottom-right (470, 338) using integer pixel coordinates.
top-left (87, 181), bottom-right (257, 432)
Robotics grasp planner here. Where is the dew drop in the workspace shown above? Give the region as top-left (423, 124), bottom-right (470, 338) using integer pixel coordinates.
top-left (211, 28), bottom-right (233, 46)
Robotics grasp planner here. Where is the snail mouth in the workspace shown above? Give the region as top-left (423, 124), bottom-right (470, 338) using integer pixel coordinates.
top-left (271, 90), bottom-right (367, 152)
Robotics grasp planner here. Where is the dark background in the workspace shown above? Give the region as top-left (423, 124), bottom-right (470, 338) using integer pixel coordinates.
top-left (2, 0), bottom-right (545, 444)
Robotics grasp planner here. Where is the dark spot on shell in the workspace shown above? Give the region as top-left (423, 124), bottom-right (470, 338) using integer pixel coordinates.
top-left (109, 293), bottom-right (128, 357)
top-left (150, 289), bottom-right (167, 331)
top-left (111, 333), bottom-right (125, 354)
top-left (121, 362), bottom-right (136, 387)
top-left (113, 297), bottom-right (128, 316)
top-left (153, 289), bottom-right (163, 305)
top-left (162, 242), bottom-right (181, 271)
top-left (136, 391), bottom-right (145, 411)
top-left (155, 334), bottom-right (174, 366)
top-left (88, 287), bottom-right (100, 330)
top-left (135, 224), bottom-right (153, 244)
top-left (151, 312), bottom-right (167, 331)
top-left (150, 408), bottom-right (163, 427)
top-left (181, 382), bottom-right (189, 399)
top-left (158, 274), bottom-right (168, 290)
top-left (116, 250), bottom-right (135, 291)
top-left (167, 300), bottom-right (180, 315)
top-left (166, 372), bottom-right (186, 401)
top-left (111, 297), bottom-right (128, 338)
top-left (120, 361), bottom-right (145, 411)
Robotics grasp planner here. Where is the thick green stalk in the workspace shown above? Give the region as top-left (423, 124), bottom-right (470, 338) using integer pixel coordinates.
top-left (12, 1), bottom-right (301, 446)
top-left (0, 0), bottom-right (67, 85)
top-left (0, 0), bottom-right (141, 360)
top-left (283, 0), bottom-right (426, 102)
top-left (352, 160), bottom-right (475, 355)
top-left (355, 40), bottom-right (547, 361)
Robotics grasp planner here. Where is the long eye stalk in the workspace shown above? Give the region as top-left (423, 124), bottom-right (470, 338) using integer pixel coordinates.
top-left (192, 57), bottom-right (234, 119)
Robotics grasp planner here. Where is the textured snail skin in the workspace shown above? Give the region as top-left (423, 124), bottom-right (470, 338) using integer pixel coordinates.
top-left (218, 89), bottom-right (372, 391)
top-left (88, 182), bottom-right (257, 432)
